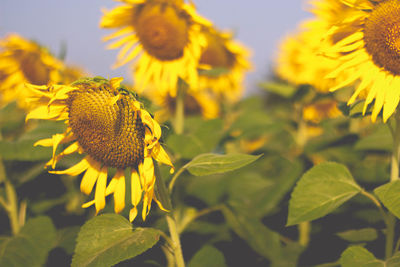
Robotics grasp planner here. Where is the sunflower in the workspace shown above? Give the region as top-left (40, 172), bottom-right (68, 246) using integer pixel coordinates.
top-left (146, 87), bottom-right (219, 122)
top-left (60, 64), bottom-right (89, 85)
top-left (26, 77), bottom-right (173, 222)
top-left (0, 33), bottom-right (64, 109)
top-left (100, 0), bottom-right (210, 96)
top-left (275, 17), bottom-right (352, 93)
top-left (197, 26), bottom-right (251, 102)
top-left (318, 0), bottom-right (400, 122)
top-left (303, 98), bottom-right (341, 124)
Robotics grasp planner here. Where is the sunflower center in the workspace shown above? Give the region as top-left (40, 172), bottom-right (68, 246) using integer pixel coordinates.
top-left (67, 84), bottom-right (145, 169)
top-left (199, 33), bottom-right (235, 69)
top-left (364, 0), bottom-right (400, 75)
top-left (15, 49), bottom-right (50, 85)
top-left (135, 3), bottom-right (189, 61)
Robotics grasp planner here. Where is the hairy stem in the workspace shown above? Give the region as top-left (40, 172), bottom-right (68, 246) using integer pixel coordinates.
top-left (385, 114), bottom-right (400, 259)
top-left (166, 215), bottom-right (185, 267)
top-left (154, 162), bottom-right (185, 267)
top-left (0, 158), bottom-right (20, 235)
top-left (299, 221), bottom-right (310, 247)
top-left (174, 78), bottom-right (186, 135)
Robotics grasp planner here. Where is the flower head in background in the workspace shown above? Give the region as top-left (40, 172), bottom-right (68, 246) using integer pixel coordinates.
top-left (303, 98), bottom-right (341, 124)
top-left (198, 26), bottom-right (251, 102)
top-left (148, 87), bottom-right (220, 122)
top-left (0, 33), bottom-right (64, 109)
top-left (275, 18), bottom-right (350, 94)
top-left (60, 65), bottom-right (89, 85)
top-left (101, 0), bottom-right (210, 95)
top-left (318, 0), bottom-right (400, 122)
top-left (26, 77), bottom-right (173, 222)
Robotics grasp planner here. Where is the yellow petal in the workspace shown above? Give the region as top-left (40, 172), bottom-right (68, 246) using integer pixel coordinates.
top-left (139, 158), bottom-right (155, 191)
top-left (129, 207), bottom-right (138, 222)
top-left (80, 159), bottom-right (101, 195)
top-left (151, 144), bottom-right (174, 172)
top-left (110, 77), bottom-right (124, 90)
top-left (113, 173), bottom-right (126, 214)
top-left (50, 157), bottom-right (90, 176)
top-left (131, 169), bottom-right (142, 206)
top-left (94, 166), bottom-right (108, 214)
top-left (26, 105), bottom-right (67, 121)
top-left (48, 141), bottom-right (80, 169)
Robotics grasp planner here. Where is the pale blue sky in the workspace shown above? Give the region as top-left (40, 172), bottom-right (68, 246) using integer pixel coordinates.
top-left (0, 0), bottom-right (312, 95)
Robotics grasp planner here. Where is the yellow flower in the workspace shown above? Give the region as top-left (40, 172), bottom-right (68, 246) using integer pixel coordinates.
top-left (60, 64), bottom-right (89, 85)
top-left (303, 98), bottom-right (341, 124)
top-left (198, 26), bottom-right (251, 102)
top-left (26, 77), bottom-right (173, 222)
top-left (147, 88), bottom-right (219, 122)
top-left (0, 33), bottom-right (64, 109)
top-left (275, 18), bottom-right (350, 93)
top-left (319, 0), bottom-right (400, 122)
top-left (100, 0), bottom-right (210, 95)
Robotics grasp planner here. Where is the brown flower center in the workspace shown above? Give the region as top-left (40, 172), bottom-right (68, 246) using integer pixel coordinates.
top-left (67, 82), bottom-right (145, 169)
top-left (199, 32), bottom-right (235, 69)
top-left (15, 49), bottom-right (50, 85)
top-left (364, 0), bottom-right (400, 75)
top-left (135, 3), bottom-right (189, 61)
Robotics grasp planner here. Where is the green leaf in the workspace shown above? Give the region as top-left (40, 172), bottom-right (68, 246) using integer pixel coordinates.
top-left (336, 228), bottom-right (378, 243)
top-left (186, 153), bottom-right (262, 176)
top-left (188, 245), bottom-right (227, 267)
top-left (258, 81), bottom-right (297, 98)
top-left (0, 216), bottom-right (57, 267)
top-left (72, 214), bottom-right (160, 267)
top-left (387, 252), bottom-right (400, 266)
top-left (338, 100), bottom-right (373, 118)
top-left (222, 206), bottom-right (303, 266)
top-left (287, 162), bottom-right (362, 226)
top-left (355, 125), bottom-right (392, 152)
top-left (198, 67), bottom-right (230, 77)
top-left (340, 246), bottom-right (384, 267)
top-left (167, 118), bottom-right (224, 159)
top-left (374, 180), bottom-right (400, 219)
top-left (0, 139), bottom-right (51, 161)
top-left (55, 226), bottom-right (80, 254)
top-left (252, 157), bottom-right (303, 217)
top-left (0, 102), bottom-right (25, 133)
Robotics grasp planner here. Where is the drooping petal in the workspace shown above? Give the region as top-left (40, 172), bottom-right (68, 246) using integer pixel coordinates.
top-left (49, 157), bottom-right (90, 176)
top-left (80, 157), bottom-right (102, 195)
top-left (94, 166), bottom-right (108, 214)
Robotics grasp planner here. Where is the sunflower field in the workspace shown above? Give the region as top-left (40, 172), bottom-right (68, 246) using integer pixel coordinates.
top-left (2, 0), bottom-right (400, 266)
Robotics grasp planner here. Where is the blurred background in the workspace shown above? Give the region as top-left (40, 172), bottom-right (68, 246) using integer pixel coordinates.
top-left (0, 0), bottom-right (311, 95)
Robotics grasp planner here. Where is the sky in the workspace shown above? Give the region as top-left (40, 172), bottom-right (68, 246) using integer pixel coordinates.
top-left (0, 0), bottom-right (312, 95)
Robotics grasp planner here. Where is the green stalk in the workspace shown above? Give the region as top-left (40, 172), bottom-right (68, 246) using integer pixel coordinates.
top-left (154, 162), bottom-right (185, 267)
top-left (295, 106), bottom-right (311, 247)
top-left (174, 78), bottom-right (187, 135)
top-left (299, 221), bottom-right (310, 247)
top-left (166, 215), bottom-right (185, 267)
top-left (385, 113), bottom-right (400, 259)
top-left (390, 114), bottom-right (400, 182)
top-left (0, 158), bottom-right (20, 235)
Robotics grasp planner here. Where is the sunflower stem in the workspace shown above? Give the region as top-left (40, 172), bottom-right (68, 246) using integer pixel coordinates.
top-left (298, 221), bottom-right (310, 247)
top-left (389, 113), bottom-right (400, 182)
top-left (385, 214), bottom-right (396, 259)
top-left (384, 114), bottom-right (400, 259)
top-left (174, 78), bottom-right (187, 135)
top-left (0, 158), bottom-right (20, 235)
top-left (294, 105), bottom-right (311, 247)
top-left (166, 214), bottom-right (185, 267)
top-left (154, 162), bottom-right (185, 267)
